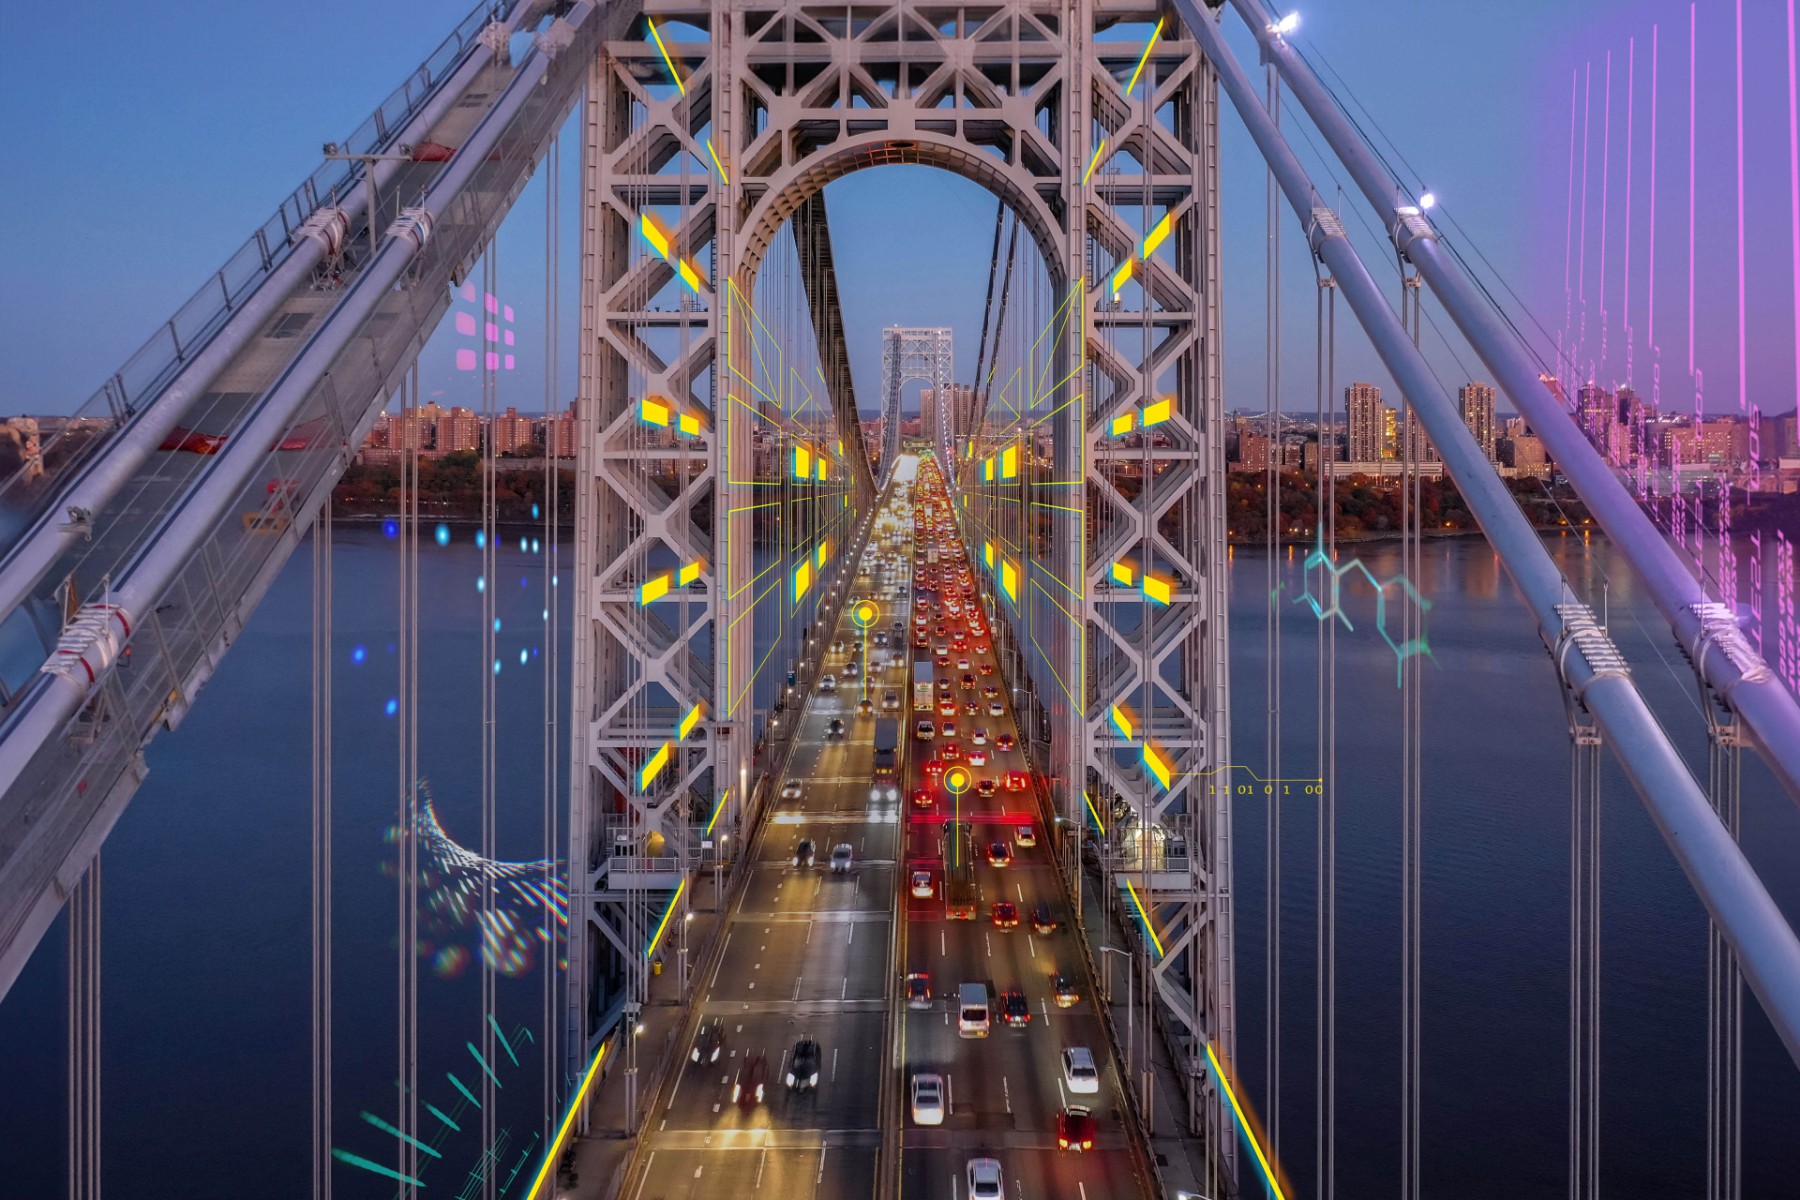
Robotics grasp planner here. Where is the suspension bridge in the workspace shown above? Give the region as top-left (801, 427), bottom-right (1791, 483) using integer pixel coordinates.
top-left (3, 1), bottom-right (1799, 1197)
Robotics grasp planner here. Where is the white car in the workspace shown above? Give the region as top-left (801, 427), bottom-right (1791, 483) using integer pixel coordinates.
top-left (967, 1157), bottom-right (1004, 1200)
top-left (830, 844), bottom-right (854, 873)
top-left (780, 780), bottom-right (803, 801)
top-left (911, 1073), bottom-right (945, 1126)
top-left (911, 870), bottom-right (934, 899)
top-left (971, 728), bottom-right (988, 745)
top-left (820, 673), bottom-right (838, 692)
top-left (1062, 1046), bottom-right (1100, 1094)
top-left (1016, 825), bottom-right (1037, 848)
top-left (988, 701), bottom-right (1005, 716)
top-left (968, 749), bottom-right (987, 767)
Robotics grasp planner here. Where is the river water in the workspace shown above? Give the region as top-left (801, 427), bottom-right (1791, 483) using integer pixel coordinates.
top-left (1, 527), bottom-right (1796, 1197)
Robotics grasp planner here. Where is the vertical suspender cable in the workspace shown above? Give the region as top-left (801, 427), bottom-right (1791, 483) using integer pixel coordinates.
top-left (1263, 62), bottom-right (1283, 1163)
top-left (542, 128), bottom-right (562, 1156)
top-left (480, 244), bottom-right (499, 1198)
top-left (1398, 270), bottom-right (1424, 1200)
top-left (1312, 260), bottom-right (1337, 1200)
top-left (312, 498), bottom-right (333, 1200)
top-left (67, 855), bottom-right (100, 1200)
top-left (396, 363), bottom-right (421, 1198)
top-left (1704, 685), bottom-right (1741, 1200)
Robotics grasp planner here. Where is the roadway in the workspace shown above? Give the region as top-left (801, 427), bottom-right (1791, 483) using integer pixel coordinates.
top-left (625, 479), bottom-right (912, 1200)
top-left (624, 453), bottom-right (1149, 1200)
top-left (897, 460), bottom-right (1148, 1199)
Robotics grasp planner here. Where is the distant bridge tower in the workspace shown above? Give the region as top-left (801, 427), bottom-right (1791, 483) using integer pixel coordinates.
top-left (880, 327), bottom-right (953, 477)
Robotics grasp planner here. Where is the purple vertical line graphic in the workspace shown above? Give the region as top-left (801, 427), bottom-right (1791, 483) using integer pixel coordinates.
top-left (1564, 67), bottom-right (1580, 383)
top-left (1789, 0), bottom-right (1799, 437)
top-left (1735, 0), bottom-right (1746, 413)
top-left (1600, 50), bottom-right (1613, 372)
top-left (1688, 3), bottom-right (1697, 377)
top-left (1650, 26), bottom-right (1661, 500)
top-left (1580, 60), bottom-right (1593, 382)
top-left (1624, 40), bottom-right (1635, 383)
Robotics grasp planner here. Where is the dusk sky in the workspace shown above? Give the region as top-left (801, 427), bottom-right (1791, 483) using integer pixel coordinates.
top-left (2, 0), bottom-right (1794, 421)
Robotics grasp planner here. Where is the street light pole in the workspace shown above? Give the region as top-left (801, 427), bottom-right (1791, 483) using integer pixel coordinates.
top-left (1099, 944), bottom-right (1134, 1080)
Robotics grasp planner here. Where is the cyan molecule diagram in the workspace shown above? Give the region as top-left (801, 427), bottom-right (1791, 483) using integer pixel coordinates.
top-left (1284, 532), bottom-right (1433, 687)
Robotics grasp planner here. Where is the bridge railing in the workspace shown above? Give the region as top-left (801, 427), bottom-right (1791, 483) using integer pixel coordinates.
top-left (0, 0), bottom-right (515, 571)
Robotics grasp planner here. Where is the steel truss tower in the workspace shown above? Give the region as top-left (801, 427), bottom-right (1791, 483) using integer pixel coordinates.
top-left (572, 1), bottom-right (1233, 1173)
top-left (879, 327), bottom-right (953, 477)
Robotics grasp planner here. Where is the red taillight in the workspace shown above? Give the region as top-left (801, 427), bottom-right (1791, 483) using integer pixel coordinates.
top-left (1058, 1137), bottom-right (1069, 1148)
top-left (1082, 1139), bottom-right (1092, 1149)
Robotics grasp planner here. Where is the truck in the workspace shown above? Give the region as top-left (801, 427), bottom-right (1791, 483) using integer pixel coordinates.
top-left (872, 718), bottom-right (899, 778)
top-left (943, 819), bottom-right (978, 919)
top-left (913, 660), bottom-right (934, 713)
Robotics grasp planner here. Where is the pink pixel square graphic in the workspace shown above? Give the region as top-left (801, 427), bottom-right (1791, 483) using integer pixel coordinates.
top-left (454, 282), bottom-right (516, 372)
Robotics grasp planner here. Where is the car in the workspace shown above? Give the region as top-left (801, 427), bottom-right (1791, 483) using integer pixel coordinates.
top-left (786, 1037), bottom-right (821, 1091)
top-left (781, 780), bottom-right (803, 801)
top-left (883, 691), bottom-right (902, 711)
top-left (976, 777), bottom-right (997, 797)
top-left (911, 788), bottom-right (935, 810)
top-left (831, 639), bottom-right (846, 654)
top-left (952, 638), bottom-right (968, 652)
top-left (914, 634), bottom-right (929, 648)
top-left (939, 720), bottom-right (958, 739)
top-left (937, 679), bottom-right (952, 696)
top-left (938, 698), bottom-right (958, 717)
top-left (733, 1053), bottom-right (768, 1110)
top-left (1016, 825), bottom-right (1037, 848)
top-left (1004, 770), bottom-right (1028, 792)
top-left (996, 734), bottom-right (1015, 751)
top-left (1057, 1105), bottom-right (1098, 1151)
top-left (968, 749), bottom-right (988, 767)
top-left (987, 842), bottom-right (1012, 867)
top-left (956, 658), bottom-right (972, 671)
top-left (820, 673), bottom-right (838, 692)
top-left (857, 698), bottom-right (875, 716)
top-left (963, 700), bottom-right (981, 716)
top-left (980, 662), bottom-right (995, 675)
top-left (873, 631), bottom-right (889, 646)
top-left (692, 1016), bottom-right (726, 1062)
top-left (982, 685), bottom-right (1000, 699)
top-left (910, 1073), bottom-right (946, 1126)
top-left (793, 838), bottom-right (816, 868)
top-left (923, 759), bottom-right (945, 778)
top-left (988, 700), bottom-right (1005, 716)
top-left (990, 901), bottom-right (1019, 929)
top-left (906, 972), bottom-right (932, 1008)
top-left (1031, 903), bottom-right (1058, 933)
top-left (915, 720), bottom-right (936, 741)
top-left (1062, 1046), bottom-right (1101, 1094)
top-left (911, 870), bottom-right (935, 899)
top-left (1052, 973), bottom-right (1081, 1007)
top-left (960, 673), bottom-right (976, 690)
top-left (841, 660), bottom-right (859, 680)
top-left (934, 644), bottom-right (950, 658)
top-left (971, 728), bottom-right (989, 746)
top-left (967, 1157), bottom-right (1004, 1200)
top-left (941, 742), bottom-right (962, 762)
top-left (826, 718), bottom-right (846, 738)
top-left (829, 844), bottom-right (854, 873)
top-left (1000, 988), bottom-right (1031, 1027)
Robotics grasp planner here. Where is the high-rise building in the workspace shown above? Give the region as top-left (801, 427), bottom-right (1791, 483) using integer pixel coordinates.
top-left (1381, 405), bottom-right (1398, 460)
top-left (390, 406), bottom-right (436, 451)
top-left (546, 402), bottom-right (579, 459)
top-left (491, 406), bottom-right (537, 455)
top-left (1346, 382), bottom-right (1385, 462)
top-left (441, 406), bottom-right (481, 453)
top-left (921, 385), bottom-right (980, 444)
top-left (1458, 382), bottom-right (1498, 462)
top-left (1401, 408), bottom-right (1440, 463)
top-left (1577, 383), bottom-right (1614, 442)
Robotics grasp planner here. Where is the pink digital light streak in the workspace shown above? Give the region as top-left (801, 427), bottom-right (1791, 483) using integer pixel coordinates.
top-left (1600, 49), bottom-right (1613, 370)
top-left (1789, 0), bottom-right (1799, 442)
top-left (1688, 3), bottom-right (1697, 376)
top-left (1735, 0), bottom-right (1746, 414)
top-left (1563, 67), bottom-right (1579, 383)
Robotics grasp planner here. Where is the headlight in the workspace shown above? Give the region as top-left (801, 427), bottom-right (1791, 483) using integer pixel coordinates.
top-left (810, 1073), bottom-right (819, 1085)
top-left (785, 1073), bottom-right (795, 1086)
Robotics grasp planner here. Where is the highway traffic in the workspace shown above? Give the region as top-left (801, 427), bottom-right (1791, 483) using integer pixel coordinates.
top-left (626, 454), bottom-right (1147, 1199)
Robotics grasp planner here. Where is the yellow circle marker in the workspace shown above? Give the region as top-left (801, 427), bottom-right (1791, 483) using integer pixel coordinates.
top-left (943, 766), bottom-right (971, 795)
top-left (852, 599), bottom-right (880, 629)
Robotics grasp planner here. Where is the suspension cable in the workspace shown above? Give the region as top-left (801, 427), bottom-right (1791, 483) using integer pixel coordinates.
top-left (480, 242), bottom-right (500, 1199)
top-left (1263, 61), bottom-right (1283, 1164)
top-left (312, 496), bottom-right (334, 1200)
top-left (396, 361), bottom-right (422, 1198)
top-left (1312, 256), bottom-right (1337, 1200)
top-left (541, 127), bottom-right (562, 1158)
top-left (1398, 266), bottom-right (1424, 1200)
top-left (67, 854), bottom-right (100, 1200)
top-left (1702, 670), bottom-right (1743, 1200)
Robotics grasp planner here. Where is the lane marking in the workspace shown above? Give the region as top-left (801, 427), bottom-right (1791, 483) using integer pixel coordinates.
top-left (1027, 935), bottom-right (1036, 960)
top-left (631, 1151), bottom-right (657, 1200)
top-left (1003, 1075), bottom-right (1012, 1114)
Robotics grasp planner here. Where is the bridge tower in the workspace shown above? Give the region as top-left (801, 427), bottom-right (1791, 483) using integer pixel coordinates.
top-left (879, 326), bottom-right (953, 479)
top-left (570, 0), bottom-right (1233, 1169)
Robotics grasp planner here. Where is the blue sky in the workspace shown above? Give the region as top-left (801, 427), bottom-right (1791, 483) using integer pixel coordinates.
top-left (2, 0), bottom-right (1793, 420)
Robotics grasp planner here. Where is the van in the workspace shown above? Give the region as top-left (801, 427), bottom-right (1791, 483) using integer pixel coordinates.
top-left (957, 983), bottom-right (990, 1038)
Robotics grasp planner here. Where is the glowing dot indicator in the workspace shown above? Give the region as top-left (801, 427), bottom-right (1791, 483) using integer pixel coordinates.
top-left (493, 618), bottom-right (502, 633)
top-left (943, 767), bottom-right (971, 796)
top-left (384, 698), bottom-right (399, 717)
top-left (532, 503), bottom-right (541, 519)
top-left (476, 576), bottom-right (486, 593)
top-left (519, 648), bottom-right (528, 665)
top-left (493, 659), bottom-right (502, 675)
top-left (435, 523), bottom-right (451, 547)
top-left (383, 518), bottom-right (399, 539)
top-left (851, 600), bottom-right (880, 629)
top-left (350, 645), bottom-right (367, 665)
